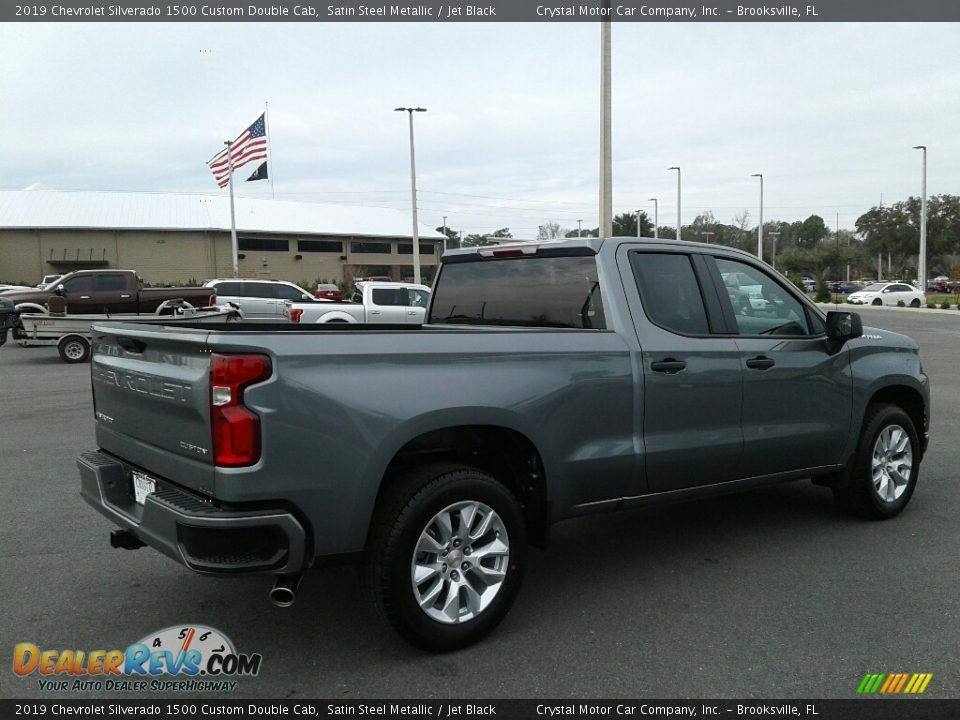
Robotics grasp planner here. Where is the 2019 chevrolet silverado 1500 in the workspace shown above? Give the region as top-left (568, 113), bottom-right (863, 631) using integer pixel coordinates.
top-left (78, 238), bottom-right (930, 651)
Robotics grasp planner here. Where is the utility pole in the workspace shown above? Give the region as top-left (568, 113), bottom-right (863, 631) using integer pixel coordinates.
top-left (648, 198), bottom-right (658, 238)
top-left (599, 11), bottom-right (613, 238)
top-left (577, 219), bottom-right (583, 238)
top-left (636, 209), bottom-right (642, 238)
top-left (395, 106), bottom-right (427, 285)
top-left (769, 232), bottom-right (780, 270)
top-left (442, 215), bottom-right (448, 254)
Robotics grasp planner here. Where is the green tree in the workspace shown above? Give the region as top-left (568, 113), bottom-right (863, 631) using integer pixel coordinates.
top-left (611, 211), bottom-right (653, 237)
top-left (796, 215), bottom-right (829, 249)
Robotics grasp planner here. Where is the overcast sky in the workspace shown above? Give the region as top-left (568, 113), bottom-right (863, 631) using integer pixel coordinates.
top-left (1, 22), bottom-right (957, 236)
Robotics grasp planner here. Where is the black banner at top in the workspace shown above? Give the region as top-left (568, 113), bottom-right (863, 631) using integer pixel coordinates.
top-left (4, 0), bottom-right (960, 23)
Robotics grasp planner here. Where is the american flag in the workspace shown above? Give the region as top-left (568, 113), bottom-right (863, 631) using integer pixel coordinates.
top-left (207, 114), bottom-right (268, 188)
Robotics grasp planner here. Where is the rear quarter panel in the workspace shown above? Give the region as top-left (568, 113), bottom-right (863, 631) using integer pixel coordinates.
top-left (209, 328), bottom-right (636, 558)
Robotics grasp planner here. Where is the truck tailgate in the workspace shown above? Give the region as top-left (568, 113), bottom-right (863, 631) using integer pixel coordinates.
top-left (91, 323), bottom-right (216, 495)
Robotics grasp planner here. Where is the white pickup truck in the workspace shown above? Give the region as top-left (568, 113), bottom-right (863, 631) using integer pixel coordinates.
top-left (285, 281), bottom-right (431, 324)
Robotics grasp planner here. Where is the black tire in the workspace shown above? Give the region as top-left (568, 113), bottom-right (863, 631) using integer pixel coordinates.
top-left (910, 298), bottom-right (921, 308)
top-left (833, 403), bottom-right (920, 520)
top-left (58, 335), bottom-right (90, 363)
top-left (872, 298), bottom-right (882, 306)
top-left (366, 463), bottom-right (527, 652)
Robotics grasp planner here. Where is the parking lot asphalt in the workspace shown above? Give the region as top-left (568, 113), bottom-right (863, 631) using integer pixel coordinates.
top-left (1, 306), bottom-right (958, 700)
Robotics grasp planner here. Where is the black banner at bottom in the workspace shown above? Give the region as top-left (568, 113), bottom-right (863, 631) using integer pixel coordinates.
top-left (3, 699), bottom-right (958, 720)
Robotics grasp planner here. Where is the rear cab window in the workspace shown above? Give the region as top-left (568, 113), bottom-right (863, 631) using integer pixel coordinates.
top-left (429, 254), bottom-right (606, 329)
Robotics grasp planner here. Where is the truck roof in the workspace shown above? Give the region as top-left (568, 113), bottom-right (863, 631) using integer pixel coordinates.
top-left (442, 236), bottom-right (760, 261)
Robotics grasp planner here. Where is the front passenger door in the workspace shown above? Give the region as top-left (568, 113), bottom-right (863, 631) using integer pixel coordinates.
top-left (709, 256), bottom-right (853, 478)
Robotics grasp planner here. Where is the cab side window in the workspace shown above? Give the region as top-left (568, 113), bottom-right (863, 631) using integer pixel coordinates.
top-left (714, 258), bottom-right (812, 336)
top-left (62, 276), bottom-right (94, 293)
top-left (629, 252), bottom-right (709, 335)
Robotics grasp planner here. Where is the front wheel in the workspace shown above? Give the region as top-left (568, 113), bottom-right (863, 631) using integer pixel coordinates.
top-left (833, 403), bottom-right (920, 519)
top-left (366, 464), bottom-right (527, 652)
top-left (872, 298), bottom-right (882, 306)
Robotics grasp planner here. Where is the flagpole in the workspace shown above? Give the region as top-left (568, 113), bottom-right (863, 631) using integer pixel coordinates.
top-left (225, 140), bottom-right (239, 277)
top-left (264, 101), bottom-right (275, 200)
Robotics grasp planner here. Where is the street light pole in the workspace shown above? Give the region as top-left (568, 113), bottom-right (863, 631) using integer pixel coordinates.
top-left (577, 219), bottom-right (583, 238)
top-left (752, 173), bottom-right (763, 261)
top-left (636, 209), bottom-right (642, 238)
top-left (769, 231), bottom-right (780, 270)
top-left (648, 198), bottom-right (658, 238)
top-left (913, 145), bottom-right (927, 292)
top-left (395, 106), bottom-right (426, 284)
top-left (668, 168), bottom-right (681, 240)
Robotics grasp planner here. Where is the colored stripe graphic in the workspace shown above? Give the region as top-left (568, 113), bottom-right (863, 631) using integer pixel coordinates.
top-left (858, 672), bottom-right (932, 694)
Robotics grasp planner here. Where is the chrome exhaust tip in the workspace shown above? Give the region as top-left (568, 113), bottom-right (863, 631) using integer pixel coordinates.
top-left (269, 575), bottom-right (302, 608)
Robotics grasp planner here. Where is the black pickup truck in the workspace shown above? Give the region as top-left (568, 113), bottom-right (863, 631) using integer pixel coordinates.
top-left (1, 269), bottom-right (215, 315)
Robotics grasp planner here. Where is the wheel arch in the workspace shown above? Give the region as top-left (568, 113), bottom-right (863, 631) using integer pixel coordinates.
top-left (867, 384), bottom-right (927, 460)
top-left (363, 419), bottom-right (551, 551)
top-left (317, 311), bottom-right (357, 323)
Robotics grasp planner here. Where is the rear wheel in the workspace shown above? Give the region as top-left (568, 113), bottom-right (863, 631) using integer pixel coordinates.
top-left (58, 335), bottom-right (90, 363)
top-left (910, 298), bottom-right (921, 308)
top-left (833, 403), bottom-right (920, 519)
top-left (366, 464), bottom-right (527, 652)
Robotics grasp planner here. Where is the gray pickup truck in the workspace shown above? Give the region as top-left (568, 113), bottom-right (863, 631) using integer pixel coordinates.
top-left (78, 238), bottom-right (930, 651)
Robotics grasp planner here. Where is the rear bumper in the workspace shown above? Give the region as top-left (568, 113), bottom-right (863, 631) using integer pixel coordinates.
top-left (78, 450), bottom-right (307, 576)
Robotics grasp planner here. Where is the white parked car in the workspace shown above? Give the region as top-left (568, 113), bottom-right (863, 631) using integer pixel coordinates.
top-left (286, 281), bottom-right (430, 324)
top-left (846, 282), bottom-right (926, 307)
top-left (203, 278), bottom-right (324, 320)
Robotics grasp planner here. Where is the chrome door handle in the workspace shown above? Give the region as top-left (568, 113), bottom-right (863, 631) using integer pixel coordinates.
top-left (120, 294), bottom-right (131, 298)
top-left (79, 295), bottom-right (91, 299)
top-left (407, 311), bottom-right (417, 315)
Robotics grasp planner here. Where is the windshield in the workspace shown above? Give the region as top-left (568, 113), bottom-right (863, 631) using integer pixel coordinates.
top-left (861, 283), bottom-right (886, 292)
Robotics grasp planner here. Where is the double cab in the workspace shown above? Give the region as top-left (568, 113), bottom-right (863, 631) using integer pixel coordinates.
top-left (78, 238), bottom-right (930, 651)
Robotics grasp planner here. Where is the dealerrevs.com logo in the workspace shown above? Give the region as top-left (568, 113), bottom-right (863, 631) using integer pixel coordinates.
top-left (13, 624), bottom-right (261, 692)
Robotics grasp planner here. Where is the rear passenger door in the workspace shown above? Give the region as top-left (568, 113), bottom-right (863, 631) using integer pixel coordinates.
top-left (623, 248), bottom-right (744, 494)
top-left (706, 256), bottom-right (853, 477)
top-left (95, 273), bottom-right (136, 313)
top-left (368, 287), bottom-right (408, 323)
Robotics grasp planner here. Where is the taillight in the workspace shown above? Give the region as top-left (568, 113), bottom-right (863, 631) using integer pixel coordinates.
top-left (208, 293), bottom-right (217, 306)
top-left (290, 308), bottom-right (303, 323)
top-left (210, 353), bottom-right (272, 467)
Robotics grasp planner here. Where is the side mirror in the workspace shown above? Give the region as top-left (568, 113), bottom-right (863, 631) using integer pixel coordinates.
top-left (826, 311), bottom-right (862, 345)
top-left (56, 284), bottom-right (65, 295)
